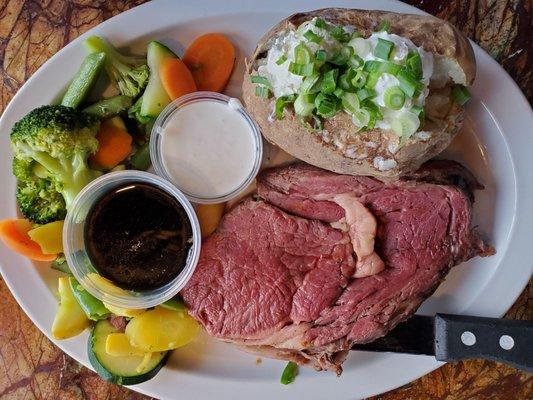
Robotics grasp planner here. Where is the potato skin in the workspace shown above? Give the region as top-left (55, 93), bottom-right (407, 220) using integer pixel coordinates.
top-left (243, 8), bottom-right (475, 178)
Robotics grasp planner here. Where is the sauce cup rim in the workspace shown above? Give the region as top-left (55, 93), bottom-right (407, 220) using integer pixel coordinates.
top-left (63, 170), bottom-right (201, 309)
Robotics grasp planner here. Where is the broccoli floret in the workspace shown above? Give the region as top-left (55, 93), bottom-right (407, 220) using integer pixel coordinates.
top-left (16, 178), bottom-right (67, 224)
top-left (128, 95), bottom-right (153, 125)
top-left (84, 35), bottom-right (149, 98)
top-left (11, 105), bottom-right (102, 208)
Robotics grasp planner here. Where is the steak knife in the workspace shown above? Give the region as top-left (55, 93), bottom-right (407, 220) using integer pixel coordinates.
top-left (352, 314), bottom-right (533, 372)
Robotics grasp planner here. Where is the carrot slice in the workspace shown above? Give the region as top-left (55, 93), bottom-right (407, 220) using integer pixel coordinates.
top-left (183, 33), bottom-right (236, 92)
top-left (0, 219), bottom-right (57, 261)
top-left (90, 119), bottom-right (133, 169)
top-left (159, 58), bottom-right (197, 100)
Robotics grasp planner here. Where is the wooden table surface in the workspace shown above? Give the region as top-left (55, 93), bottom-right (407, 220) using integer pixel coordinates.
top-left (0, 1), bottom-right (531, 399)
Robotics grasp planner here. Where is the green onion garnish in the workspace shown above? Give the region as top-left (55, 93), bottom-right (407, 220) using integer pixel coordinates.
top-left (348, 54), bottom-right (364, 69)
top-left (406, 51), bottom-right (423, 79)
top-left (275, 95), bottom-right (296, 119)
top-left (314, 18), bottom-right (328, 29)
top-left (396, 68), bottom-right (422, 98)
top-left (356, 88), bottom-right (376, 102)
top-left (384, 86), bottom-right (406, 110)
top-left (351, 70), bottom-right (367, 88)
top-left (315, 93), bottom-right (339, 118)
top-left (365, 72), bottom-right (381, 89)
top-left (374, 38), bottom-right (395, 60)
top-left (303, 30), bottom-right (323, 44)
top-left (341, 92), bottom-right (360, 113)
top-left (391, 111), bottom-right (420, 140)
top-left (315, 49), bottom-right (327, 61)
top-left (377, 20), bottom-right (391, 32)
top-left (452, 85), bottom-right (471, 105)
top-left (333, 87), bottom-right (344, 98)
top-left (411, 105), bottom-right (425, 122)
top-left (294, 44), bottom-right (312, 64)
top-left (250, 75), bottom-right (272, 88)
top-left (320, 69), bottom-right (338, 94)
top-left (275, 54), bottom-right (288, 65)
top-left (280, 361), bottom-right (299, 385)
top-left (362, 100), bottom-right (382, 129)
top-left (338, 71), bottom-right (354, 91)
top-left (294, 93), bottom-right (316, 116)
top-left (351, 108), bottom-right (371, 128)
top-left (363, 60), bottom-right (402, 75)
top-left (300, 73), bottom-right (321, 93)
top-left (330, 26), bottom-right (351, 42)
top-left (329, 46), bottom-right (354, 66)
top-left (255, 86), bottom-right (270, 98)
top-left (288, 62), bottom-right (314, 76)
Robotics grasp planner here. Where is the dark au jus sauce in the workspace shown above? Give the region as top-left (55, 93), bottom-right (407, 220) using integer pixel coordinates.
top-left (85, 182), bottom-right (192, 291)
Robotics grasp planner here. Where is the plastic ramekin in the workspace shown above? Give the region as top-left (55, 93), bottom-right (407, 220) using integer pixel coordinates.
top-left (63, 170), bottom-right (201, 309)
top-left (149, 91), bottom-right (263, 204)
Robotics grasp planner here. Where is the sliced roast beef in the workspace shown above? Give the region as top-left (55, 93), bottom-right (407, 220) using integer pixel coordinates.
top-left (181, 161), bottom-right (493, 374)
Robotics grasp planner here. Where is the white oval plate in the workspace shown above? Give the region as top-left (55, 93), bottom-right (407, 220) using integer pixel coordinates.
top-left (0, 1), bottom-right (532, 399)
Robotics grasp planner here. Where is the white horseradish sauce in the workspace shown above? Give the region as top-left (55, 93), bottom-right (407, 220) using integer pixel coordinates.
top-left (158, 98), bottom-right (259, 200)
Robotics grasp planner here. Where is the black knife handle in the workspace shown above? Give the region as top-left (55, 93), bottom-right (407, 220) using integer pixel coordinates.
top-left (434, 313), bottom-right (533, 372)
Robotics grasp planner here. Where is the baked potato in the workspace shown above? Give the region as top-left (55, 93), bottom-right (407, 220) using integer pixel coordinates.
top-left (242, 8), bottom-right (476, 178)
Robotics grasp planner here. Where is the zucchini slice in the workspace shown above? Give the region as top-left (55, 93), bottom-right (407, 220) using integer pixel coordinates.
top-left (88, 319), bottom-right (168, 385)
top-left (141, 41), bottom-right (179, 118)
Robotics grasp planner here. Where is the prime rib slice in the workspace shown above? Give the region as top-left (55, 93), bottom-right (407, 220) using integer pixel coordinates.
top-left (181, 161), bottom-right (493, 374)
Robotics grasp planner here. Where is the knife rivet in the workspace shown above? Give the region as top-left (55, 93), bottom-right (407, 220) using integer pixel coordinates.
top-left (499, 335), bottom-right (514, 350)
top-left (461, 331), bottom-right (476, 346)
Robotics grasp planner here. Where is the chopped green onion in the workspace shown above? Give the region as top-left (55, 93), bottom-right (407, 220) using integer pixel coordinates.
top-left (294, 93), bottom-right (316, 117)
top-left (280, 361), bottom-right (299, 385)
top-left (452, 85), bottom-right (471, 105)
top-left (255, 86), bottom-right (270, 98)
top-left (348, 54), bottom-right (364, 69)
top-left (333, 87), bottom-right (344, 98)
top-left (396, 68), bottom-right (422, 98)
top-left (250, 75), bottom-right (272, 88)
top-left (294, 44), bottom-right (312, 64)
top-left (303, 30), bottom-right (323, 44)
top-left (384, 86), bottom-right (406, 110)
top-left (391, 111), bottom-right (420, 140)
top-left (356, 88), bottom-right (376, 101)
top-left (365, 72), bottom-right (381, 89)
top-left (330, 26), bottom-right (351, 42)
top-left (300, 73), bottom-right (321, 93)
top-left (315, 49), bottom-right (327, 61)
top-left (362, 101), bottom-right (382, 128)
top-left (349, 37), bottom-right (371, 58)
top-left (364, 60), bottom-right (402, 75)
top-left (374, 38), bottom-right (395, 60)
top-left (406, 51), bottom-right (423, 79)
top-left (288, 62), bottom-right (314, 76)
top-left (341, 92), bottom-right (360, 113)
top-left (411, 105), bottom-right (425, 122)
top-left (377, 20), bottom-right (391, 32)
top-left (329, 46), bottom-right (354, 65)
top-left (315, 93), bottom-right (339, 118)
top-left (351, 70), bottom-right (367, 88)
top-left (275, 54), bottom-right (288, 65)
top-left (321, 69), bottom-right (338, 94)
top-left (275, 95), bottom-right (296, 119)
top-left (351, 108), bottom-right (371, 128)
top-left (338, 70), bottom-right (355, 90)
top-left (314, 18), bottom-right (328, 29)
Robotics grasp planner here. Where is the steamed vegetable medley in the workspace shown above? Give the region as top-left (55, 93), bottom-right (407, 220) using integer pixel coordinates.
top-left (0, 33), bottom-right (236, 385)
top-left (251, 17), bottom-right (470, 141)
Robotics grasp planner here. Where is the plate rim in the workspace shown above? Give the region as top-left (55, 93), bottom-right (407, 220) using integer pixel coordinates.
top-left (0, 0), bottom-right (531, 399)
